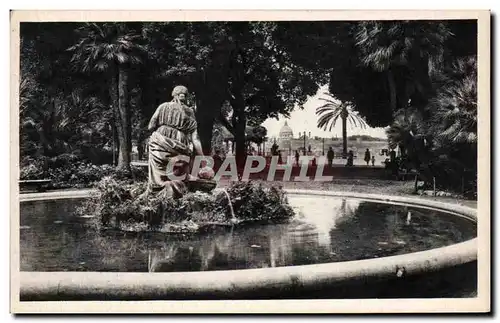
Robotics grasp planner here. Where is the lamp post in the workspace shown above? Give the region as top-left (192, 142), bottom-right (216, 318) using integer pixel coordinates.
top-left (303, 131), bottom-right (306, 155)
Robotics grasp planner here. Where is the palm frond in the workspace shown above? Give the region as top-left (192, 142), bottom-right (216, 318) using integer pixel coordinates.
top-left (347, 114), bottom-right (368, 129)
top-left (317, 109), bottom-right (343, 131)
top-left (427, 56), bottom-right (477, 145)
top-left (68, 22), bottom-right (146, 74)
top-left (315, 102), bottom-right (343, 115)
top-left (315, 92), bottom-right (368, 133)
top-left (94, 60), bottom-right (109, 72)
top-left (115, 52), bottom-right (128, 64)
top-left (329, 112), bottom-right (343, 132)
top-left (317, 97), bottom-right (339, 105)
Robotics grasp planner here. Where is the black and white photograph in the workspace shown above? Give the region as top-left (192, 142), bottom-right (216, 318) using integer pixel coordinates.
top-left (9, 9), bottom-right (490, 314)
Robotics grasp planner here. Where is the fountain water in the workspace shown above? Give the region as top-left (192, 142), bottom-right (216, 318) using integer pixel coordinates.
top-left (406, 210), bottom-right (412, 225)
top-left (220, 188), bottom-right (238, 225)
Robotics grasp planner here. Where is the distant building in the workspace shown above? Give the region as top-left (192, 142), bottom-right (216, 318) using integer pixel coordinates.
top-left (279, 121), bottom-right (293, 140)
top-left (278, 121), bottom-right (293, 153)
top-left (261, 120), bottom-right (387, 161)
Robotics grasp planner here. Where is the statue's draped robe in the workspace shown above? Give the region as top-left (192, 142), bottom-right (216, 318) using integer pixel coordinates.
top-left (146, 101), bottom-right (197, 198)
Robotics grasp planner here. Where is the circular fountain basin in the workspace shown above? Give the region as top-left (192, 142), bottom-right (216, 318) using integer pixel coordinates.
top-left (18, 189), bottom-right (477, 300)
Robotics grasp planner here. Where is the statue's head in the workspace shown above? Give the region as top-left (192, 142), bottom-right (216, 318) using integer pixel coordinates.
top-left (172, 85), bottom-right (189, 104)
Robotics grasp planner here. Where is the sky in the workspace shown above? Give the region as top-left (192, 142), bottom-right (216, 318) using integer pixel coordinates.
top-left (261, 85), bottom-right (389, 140)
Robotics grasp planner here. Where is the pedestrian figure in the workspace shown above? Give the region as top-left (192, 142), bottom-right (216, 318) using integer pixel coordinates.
top-left (364, 148), bottom-right (371, 166)
top-left (371, 155), bottom-right (375, 166)
top-left (327, 147), bottom-right (334, 168)
top-left (346, 150), bottom-right (354, 167)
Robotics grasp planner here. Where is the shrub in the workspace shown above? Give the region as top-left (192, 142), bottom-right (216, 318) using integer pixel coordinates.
top-left (19, 154), bottom-right (147, 189)
top-left (19, 156), bottom-right (49, 180)
top-left (216, 181), bottom-right (295, 223)
top-left (79, 178), bottom-right (296, 233)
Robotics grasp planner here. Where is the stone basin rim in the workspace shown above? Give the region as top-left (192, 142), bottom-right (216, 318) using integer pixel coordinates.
top-left (17, 188), bottom-right (478, 300)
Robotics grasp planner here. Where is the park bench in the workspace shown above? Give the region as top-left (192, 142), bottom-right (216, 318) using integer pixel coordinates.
top-left (19, 179), bottom-right (52, 192)
top-left (131, 161), bottom-right (148, 168)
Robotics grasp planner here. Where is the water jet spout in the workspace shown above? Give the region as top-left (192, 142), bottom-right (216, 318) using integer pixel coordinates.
top-left (221, 188), bottom-right (238, 225)
top-left (406, 211), bottom-right (412, 225)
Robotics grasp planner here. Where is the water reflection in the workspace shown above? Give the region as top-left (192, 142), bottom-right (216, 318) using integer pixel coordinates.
top-left (19, 196), bottom-right (476, 272)
top-left (288, 196), bottom-right (361, 248)
top-left (146, 224), bottom-right (293, 272)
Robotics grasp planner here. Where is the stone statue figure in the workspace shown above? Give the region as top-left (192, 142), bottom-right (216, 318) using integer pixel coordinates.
top-left (144, 85), bottom-right (204, 198)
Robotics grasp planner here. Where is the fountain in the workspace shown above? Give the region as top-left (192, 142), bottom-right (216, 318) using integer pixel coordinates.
top-left (18, 188), bottom-right (477, 300)
top-left (65, 86), bottom-right (296, 234)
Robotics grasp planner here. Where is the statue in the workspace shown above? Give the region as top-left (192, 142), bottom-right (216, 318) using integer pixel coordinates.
top-left (84, 87), bottom-right (295, 232)
top-left (143, 85), bottom-right (207, 199)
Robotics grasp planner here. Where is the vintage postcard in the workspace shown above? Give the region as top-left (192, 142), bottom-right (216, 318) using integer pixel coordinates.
top-left (10, 9), bottom-right (491, 314)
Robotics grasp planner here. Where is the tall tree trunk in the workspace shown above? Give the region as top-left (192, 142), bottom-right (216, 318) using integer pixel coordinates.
top-left (116, 65), bottom-right (131, 171)
top-left (342, 113), bottom-right (347, 158)
top-left (109, 72), bottom-right (119, 166)
top-left (135, 88), bottom-right (148, 161)
top-left (109, 67), bottom-right (127, 171)
top-left (387, 68), bottom-right (397, 112)
top-left (195, 95), bottom-right (220, 155)
top-left (234, 116), bottom-right (246, 174)
top-left (112, 123), bottom-right (119, 166)
top-left (195, 67), bottom-right (227, 156)
top-left (230, 94), bottom-right (247, 174)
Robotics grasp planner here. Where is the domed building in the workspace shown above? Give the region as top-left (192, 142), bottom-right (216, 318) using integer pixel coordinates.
top-left (278, 121), bottom-right (293, 154)
top-left (279, 121), bottom-right (293, 140)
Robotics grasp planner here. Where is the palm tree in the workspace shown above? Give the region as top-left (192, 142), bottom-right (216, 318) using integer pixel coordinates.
top-left (386, 108), bottom-right (431, 192)
top-left (386, 56), bottom-right (478, 195)
top-left (316, 92), bottom-right (368, 157)
top-left (429, 56), bottom-right (477, 147)
top-left (386, 108), bottom-right (427, 152)
top-left (354, 21), bottom-right (452, 113)
top-left (67, 22), bottom-right (146, 171)
top-left (19, 75), bottom-right (54, 156)
top-left (426, 56), bottom-right (477, 196)
top-left (20, 77), bottom-right (108, 159)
